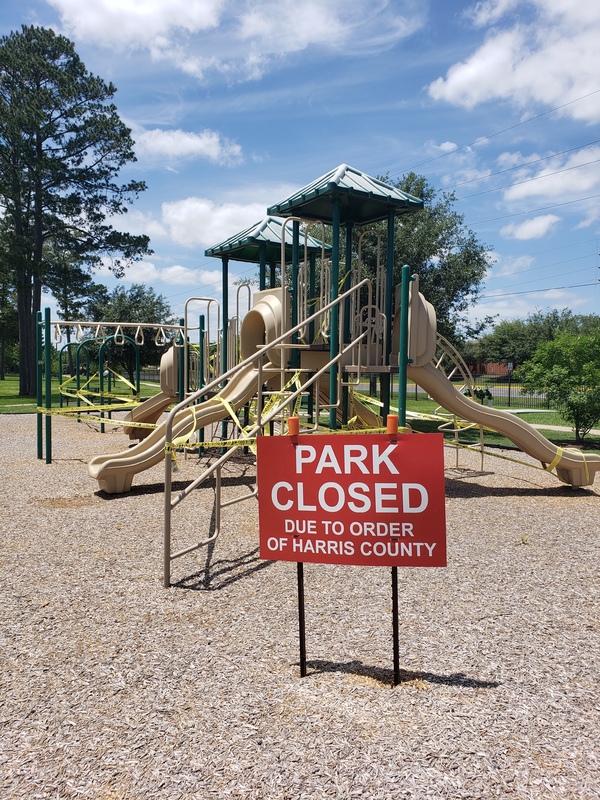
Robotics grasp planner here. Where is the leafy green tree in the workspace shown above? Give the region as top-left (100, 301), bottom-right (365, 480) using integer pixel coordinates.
top-left (360, 173), bottom-right (491, 343)
top-left (476, 318), bottom-right (534, 368)
top-left (84, 284), bottom-right (175, 382)
top-left (0, 25), bottom-right (151, 396)
top-left (516, 332), bottom-right (600, 444)
top-left (477, 309), bottom-right (600, 368)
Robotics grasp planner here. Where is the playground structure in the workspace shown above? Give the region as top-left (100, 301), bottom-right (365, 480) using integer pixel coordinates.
top-left (35, 164), bottom-right (600, 583)
top-left (36, 288), bottom-right (244, 458)
top-left (36, 313), bottom-right (189, 462)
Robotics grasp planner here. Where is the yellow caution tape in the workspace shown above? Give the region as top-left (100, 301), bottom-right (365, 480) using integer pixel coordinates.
top-left (545, 448), bottom-right (563, 474)
top-left (173, 409), bottom-right (198, 449)
top-left (36, 407), bottom-right (158, 429)
top-left (443, 437), bottom-right (593, 486)
top-left (59, 369), bottom-right (140, 404)
top-left (214, 394), bottom-right (242, 432)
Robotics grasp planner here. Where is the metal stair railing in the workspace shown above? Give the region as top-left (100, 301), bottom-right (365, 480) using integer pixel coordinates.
top-left (163, 278), bottom-right (373, 586)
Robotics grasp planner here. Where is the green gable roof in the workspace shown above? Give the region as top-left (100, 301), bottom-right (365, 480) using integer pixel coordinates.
top-left (204, 216), bottom-right (330, 264)
top-left (267, 163), bottom-right (423, 224)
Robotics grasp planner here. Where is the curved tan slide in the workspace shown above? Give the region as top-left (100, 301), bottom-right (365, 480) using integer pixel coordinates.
top-left (122, 347), bottom-right (179, 440)
top-left (89, 288), bottom-right (288, 494)
top-left (89, 363), bottom-right (267, 494)
top-left (408, 363), bottom-right (600, 487)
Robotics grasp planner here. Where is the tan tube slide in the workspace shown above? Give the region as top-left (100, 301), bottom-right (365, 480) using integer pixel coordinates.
top-left (408, 363), bottom-right (600, 487)
top-left (89, 362), bottom-right (265, 494)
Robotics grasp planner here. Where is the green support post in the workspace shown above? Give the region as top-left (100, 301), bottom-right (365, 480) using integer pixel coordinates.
top-left (221, 256), bottom-right (229, 446)
top-left (291, 220), bottom-right (300, 369)
top-left (198, 314), bottom-right (205, 455)
top-left (99, 341), bottom-right (106, 433)
top-left (381, 210), bottom-right (396, 419)
top-left (259, 243), bottom-right (266, 291)
top-left (341, 223), bottom-right (353, 427)
top-left (36, 311), bottom-right (43, 459)
top-left (308, 251), bottom-right (316, 343)
top-left (44, 307), bottom-right (52, 464)
top-left (329, 196), bottom-right (341, 430)
top-left (221, 256), bottom-right (229, 375)
top-left (135, 344), bottom-right (141, 397)
top-left (307, 251), bottom-right (316, 424)
top-left (391, 264), bottom-right (412, 691)
top-left (397, 265), bottom-right (413, 429)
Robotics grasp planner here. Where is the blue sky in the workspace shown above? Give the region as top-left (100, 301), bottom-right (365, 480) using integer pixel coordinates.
top-left (2, 0), bottom-right (600, 331)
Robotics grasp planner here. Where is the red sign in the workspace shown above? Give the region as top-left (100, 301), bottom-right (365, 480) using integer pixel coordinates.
top-left (257, 433), bottom-right (446, 567)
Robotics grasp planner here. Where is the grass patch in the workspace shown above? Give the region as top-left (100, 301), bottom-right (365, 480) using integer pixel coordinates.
top-left (0, 375), bottom-right (44, 413)
top-left (0, 374), bottom-right (160, 415)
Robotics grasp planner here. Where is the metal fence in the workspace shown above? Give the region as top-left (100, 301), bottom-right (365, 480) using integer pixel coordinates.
top-left (404, 375), bottom-right (551, 410)
top-left (471, 374), bottom-right (550, 410)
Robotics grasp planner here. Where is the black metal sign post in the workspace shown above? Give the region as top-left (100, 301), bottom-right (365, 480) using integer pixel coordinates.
top-left (297, 561), bottom-right (307, 677)
top-left (295, 560), bottom-right (401, 686)
top-left (392, 565), bottom-right (400, 686)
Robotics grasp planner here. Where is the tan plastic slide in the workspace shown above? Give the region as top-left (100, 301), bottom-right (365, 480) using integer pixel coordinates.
top-left (89, 362), bottom-right (270, 494)
top-left (89, 287), bottom-right (290, 494)
top-left (408, 362), bottom-right (600, 487)
top-left (122, 347), bottom-right (179, 441)
top-left (397, 277), bottom-right (600, 488)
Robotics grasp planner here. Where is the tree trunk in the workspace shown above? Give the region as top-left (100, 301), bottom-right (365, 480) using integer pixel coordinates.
top-left (17, 267), bottom-right (37, 397)
top-left (0, 334), bottom-right (5, 380)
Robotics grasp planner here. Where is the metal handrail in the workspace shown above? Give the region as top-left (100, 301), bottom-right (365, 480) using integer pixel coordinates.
top-left (163, 279), bottom-right (372, 586)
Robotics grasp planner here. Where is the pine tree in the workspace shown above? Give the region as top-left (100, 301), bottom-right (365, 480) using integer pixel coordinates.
top-left (0, 26), bottom-right (151, 395)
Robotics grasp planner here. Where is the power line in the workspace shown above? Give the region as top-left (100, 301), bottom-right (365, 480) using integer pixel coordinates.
top-left (485, 253), bottom-right (595, 285)
top-left (391, 88), bottom-right (600, 177)
top-left (484, 263), bottom-right (594, 292)
top-left (478, 280), bottom-right (598, 301)
top-left (458, 156), bottom-right (600, 200)
top-left (499, 236), bottom-right (598, 259)
top-left (468, 193), bottom-right (600, 226)
top-left (447, 139), bottom-right (600, 192)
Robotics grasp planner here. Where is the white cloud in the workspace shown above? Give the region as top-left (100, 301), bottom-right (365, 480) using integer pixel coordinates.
top-left (574, 205), bottom-right (600, 229)
top-left (161, 197), bottom-right (266, 248)
top-left (488, 253), bottom-right (535, 278)
top-left (500, 214), bottom-right (560, 240)
top-left (96, 259), bottom-right (218, 289)
top-left (48, 0), bottom-right (223, 51)
top-left (160, 265), bottom-right (206, 285)
top-left (438, 141), bottom-right (458, 153)
top-left (135, 128), bottom-right (242, 166)
top-left (106, 180), bottom-right (298, 253)
top-left (444, 165), bottom-right (491, 189)
top-left (49, 0), bottom-right (425, 80)
top-left (425, 139), bottom-right (459, 155)
top-left (237, 0), bottom-right (424, 57)
top-left (466, 0), bottom-right (523, 27)
top-left (238, 1), bottom-right (343, 51)
top-left (114, 209), bottom-right (167, 240)
top-left (428, 2), bottom-right (600, 124)
top-left (496, 151), bottom-right (538, 169)
top-left (503, 146), bottom-right (600, 203)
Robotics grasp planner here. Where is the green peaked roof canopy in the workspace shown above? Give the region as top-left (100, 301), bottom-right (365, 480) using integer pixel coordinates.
top-left (204, 215), bottom-right (330, 264)
top-left (267, 163), bottom-right (423, 225)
